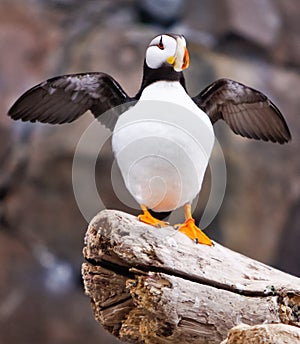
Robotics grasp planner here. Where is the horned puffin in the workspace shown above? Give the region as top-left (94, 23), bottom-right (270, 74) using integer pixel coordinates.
top-left (8, 34), bottom-right (291, 246)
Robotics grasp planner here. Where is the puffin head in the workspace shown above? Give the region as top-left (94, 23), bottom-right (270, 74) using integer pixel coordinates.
top-left (137, 34), bottom-right (190, 95)
top-left (145, 34), bottom-right (189, 72)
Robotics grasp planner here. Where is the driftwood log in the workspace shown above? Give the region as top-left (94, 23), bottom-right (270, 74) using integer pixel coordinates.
top-left (221, 323), bottom-right (300, 343)
top-left (82, 210), bottom-right (300, 343)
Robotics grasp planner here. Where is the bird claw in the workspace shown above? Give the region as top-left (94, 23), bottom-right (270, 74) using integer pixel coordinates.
top-left (138, 207), bottom-right (169, 228)
top-left (176, 218), bottom-right (213, 246)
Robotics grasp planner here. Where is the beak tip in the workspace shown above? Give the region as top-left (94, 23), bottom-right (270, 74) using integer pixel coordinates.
top-left (181, 47), bottom-right (190, 71)
top-left (167, 37), bottom-right (190, 72)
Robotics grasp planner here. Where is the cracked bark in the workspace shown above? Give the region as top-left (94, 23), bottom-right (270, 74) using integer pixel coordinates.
top-left (82, 210), bottom-right (300, 344)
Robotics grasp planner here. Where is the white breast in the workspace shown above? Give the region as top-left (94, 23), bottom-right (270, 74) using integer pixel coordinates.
top-left (112, 81), bottom-right (215, 212)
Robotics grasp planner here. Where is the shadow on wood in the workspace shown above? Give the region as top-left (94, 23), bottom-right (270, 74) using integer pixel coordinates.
top-left (82, 210), bottom-right (300, 344)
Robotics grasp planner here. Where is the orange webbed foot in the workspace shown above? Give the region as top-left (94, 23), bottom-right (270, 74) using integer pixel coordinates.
top-left (175, 204), bottom-right (213, 246)
top-left (176, 218), bottom-right (213, 246)
top-left (138, 205), bottom-right (169, 228)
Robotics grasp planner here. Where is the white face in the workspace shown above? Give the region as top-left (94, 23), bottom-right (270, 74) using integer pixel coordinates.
top-left (145, 34), bottom-right (178, 69)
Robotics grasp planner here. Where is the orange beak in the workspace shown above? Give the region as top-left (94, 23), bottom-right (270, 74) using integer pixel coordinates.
top-left (167, 36), bottom-right (190, 72)
top-left (182, 47), bottom-right (190, 70)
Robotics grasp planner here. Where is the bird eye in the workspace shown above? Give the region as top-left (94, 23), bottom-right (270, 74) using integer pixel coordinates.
top-left (157, 36), bottom-right (164, 50)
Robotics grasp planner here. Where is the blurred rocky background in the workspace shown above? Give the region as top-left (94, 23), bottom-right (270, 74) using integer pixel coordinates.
top-left (0, 0), bottom-right (299, 343)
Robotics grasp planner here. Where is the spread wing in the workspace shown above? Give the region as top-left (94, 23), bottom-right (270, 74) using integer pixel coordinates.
top-left (193, 78), bottom-right (291, 144)
top-left (8, 72), bottom-right (133, 130)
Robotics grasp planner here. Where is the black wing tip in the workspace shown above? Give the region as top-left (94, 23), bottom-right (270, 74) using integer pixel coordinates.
top-left (7, 108), bottom-right (27, 122)
top-left (268, 101), bottom-right (292, 144)
top-left (263, 135), bottom-right (291, 145)
top-left (238, 132), bottom-right (291, 145)
top-left (280, 127), bottom-right (292, 144)
top-left (9, 114), bottom-right (73, 125)
top-left (8, 106), bottom-right (72, 125)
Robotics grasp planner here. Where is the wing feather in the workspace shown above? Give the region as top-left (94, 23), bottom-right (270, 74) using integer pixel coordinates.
top-left (193, 78), bottom-right (291, 144)
top-left (8, 72), bottom-right (132, 130)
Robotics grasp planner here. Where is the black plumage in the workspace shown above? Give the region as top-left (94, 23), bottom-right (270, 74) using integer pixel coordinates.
top-left (193, 78), bottom-right (291, 144)
top-left (8, 56), bottom-right (291, 145)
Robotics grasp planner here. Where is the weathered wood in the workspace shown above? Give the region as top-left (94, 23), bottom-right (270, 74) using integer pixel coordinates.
top-left (221, 323), bottom-right (300, 344)
top-left (82, 210), bottom-right (300, 343)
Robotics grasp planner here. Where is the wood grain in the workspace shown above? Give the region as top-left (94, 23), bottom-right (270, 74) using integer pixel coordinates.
top-left (82, 210), bottom-right (300, 343)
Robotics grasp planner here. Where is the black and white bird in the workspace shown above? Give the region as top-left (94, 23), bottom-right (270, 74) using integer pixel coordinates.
top-left (8, 34), bottom-right (291, 245)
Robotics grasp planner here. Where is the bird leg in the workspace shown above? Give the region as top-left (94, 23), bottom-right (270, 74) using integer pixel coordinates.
top-left (175, 204), bottom-right (213, 245)
top-left (138, 205), bottom-right (169, 228)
